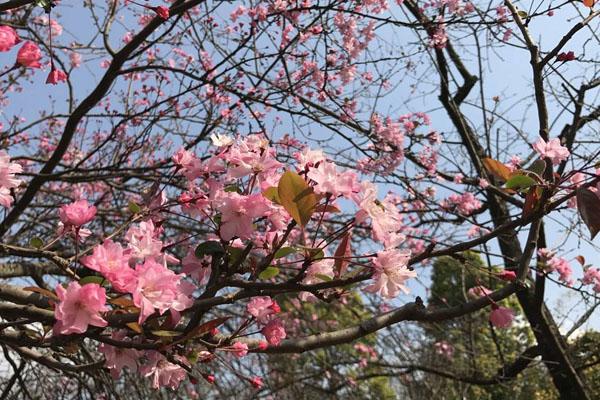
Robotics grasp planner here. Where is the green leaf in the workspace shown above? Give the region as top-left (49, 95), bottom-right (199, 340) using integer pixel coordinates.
top-left (79, 276), bottom-right (106, 286)
top-left (227, 246), bottom-right (245, 265)
top-left (273, 247), bottom-right (297, 259)
top-left (314, 274), bottom-right (333, 282)
top-left (525, 159), bottom-right (546, 177)
top-left (505, 174), bottom-right (537, 191)
top-left (277, 171), bottom-right (317, 226)
top-left (224, 184), bottom-right (241, 193)
top-left (308, 248), bottom-right (324, 261)
top-left (30, 237), bottom-right (43, 249)
top-left (128, 201), bottom-right (142, 214)
top-left (258, 266), bottom-right (280, 280)
top-left (195, 241), bottom-right (225, 258)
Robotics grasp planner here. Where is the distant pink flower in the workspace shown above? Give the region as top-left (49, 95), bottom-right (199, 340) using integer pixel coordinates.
top-left (467, 285), bottom-right (492, 299)
top-left (261, 318), bottom-right (286, 346)
top-left (151, 5), bottom-right (170, 20)
top-left (532, 137), bottom-right (569, 165)
top-left (444, 192), bottom-right (481, 216)
top-left (364, 249), bottom-right (415, 299)
top-left (489, 305), bottom-right (514, 328)
top-left (497, 270), bottom-right (516, 281)
top-left (46, 67), bottom-right (67, 85)
top-left (53, 282), bottom-right (108, 335)
top-left (59, 199), bottom-right (97, 227)
top-left (230, 342), bottom-right (248, 357)
top-left (547, 256), bottom-right (573, 285)
top-left (140, 351), bottom-right (187, 390)
top-left (99, 331), bottom-right (142, 378)
top-left (0, 150), bottom-right (23, 208)
top-left (132, 259), bottom-right (193, 324)
top-left (80, 240), bottom-right (136, 292)
top-left (0, 26), bottom-right (19, 52)
top-left (69, 51), bottom-right (81, 68)
top-left (16, 41), bottom-right (42, 68)
top-left (250, 376), bottom-right (263, 389)
top-left (434, 341), bottom-right (454, 358)
top-left (247, 296), bottom-right (279, 324)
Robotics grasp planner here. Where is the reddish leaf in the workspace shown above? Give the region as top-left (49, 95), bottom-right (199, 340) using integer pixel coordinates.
top-left (126, 322), bottom-right (143, 334)
top-left (483, 158), bottom-right (512, 181)
top-left (583, 0), bottom-right (594, 8)
top-left (333, 232), bottom-right (352, 277)
top-left (576, 188), bottom-right (600, 239)
top-left (575, 255), bottom-right (586, 266)
top-left (522, 186), bottom-right (541, 219)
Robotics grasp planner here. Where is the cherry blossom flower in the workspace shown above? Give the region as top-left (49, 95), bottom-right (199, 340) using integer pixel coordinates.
top-left (364, 249), bottom-right (415, 299)
top-left (80, 240), bottom-right (136, 292)
top-left (216, 192), bottom-right (270, 241)
top-left (261, 318), bottom-right (286, 346)
top-left (69, 51), bottom-right (81, 68)
top-left (54, 282), bottom-right (108, 335)
top-left (497, 270), bottom-right (516, 281)
top-left (467, 285), bottom-right (493, 299)
top-left (46, 67), bottom-right (67, 85)
top-left (16, 41), bottom-right (42, 68)
top-left (181, 248), bottom-right (211, 285)
top-left (59, 199), bottom-right (97, 227)
top-left (247, 296), bottom-right (279, 324)
top-left (307, 161), bottom-right (358, 198)
top-left (434, 341), bottom-right (454, 358)
top-left (140, 351), bottom-right (187, 390)
top-left (489, 305), bottom-right (514, 328)
top-left (98, 331), bottom-right (142, 378)
top-left (151, 6), bottom-right (170, 20)
top-left (230, 342), bottom-right (248, 357)
top-left (0, 26), bottom-right (19, 52)
top-left (0, 151), bottom-right (23, 208)
top-left (132, 259), bottom-right (194, 323)
top-left (532, 137), bottom-right (570, 165)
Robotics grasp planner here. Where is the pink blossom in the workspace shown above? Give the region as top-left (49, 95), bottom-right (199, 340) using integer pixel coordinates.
top-left (489, 305), bottom-right (514, 328)
top-left (181, 248), bottom-right (211, 285)
top-left (261, 318), bottom-right (286, 346)
top-left (16, 41), bottom-right (42, 68)
top-left (59, 199), bottom-right (97, 227)
top-left (132, 259), bottom-right (194, 324)
top-left (98, 331), bottom-right (142, 378)
top-left (247, 296), bottom-right (279, 324)
top-left (69, 52), bottom-right (81, 68)
top-left (125, 220), bottom-right (164, 262)
top-left (467, 285), bottom-right (493, 299)
top-left (230, 341), bottom-right (248, 357)
top-left (364, 249), bottom-right (416, 299)
top-left (307, 161), bottom-right (357, 198)
top-left (444, 192), bottom-right (481, 216)
top-left (355, 181), bottom-right (405, 248)
top-left (46, 68), bottom-right (67, 85)
top-left (140, 351), bottom-right (187, 390)
top-left (53, 282), bottom-right (108, 335)
top-left (532, 137), bottom-right (570, 165)
top-left (80, 240), bottom-right (136, 292)
top-left (497, 270), bottom-right (516, 281)
top-left (434, 341), bottom-right (454, 358)
top-left (250, 376), bottom-right (263, 389)
top-left (0, 26), bottom-right (19, 52)
top-left (216, 192), bottom-right (270, 241)
top-left (0, 150), bottom-right (23, 208)
top-left (547, 256), bottom-right (573, 285)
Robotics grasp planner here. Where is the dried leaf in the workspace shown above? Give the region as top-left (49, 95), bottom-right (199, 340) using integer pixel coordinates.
top-left (483, 158), bottom-right (512, 181)
top-left (576, 188), bottom-right (600, 239)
